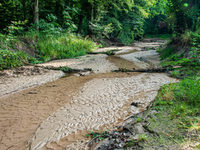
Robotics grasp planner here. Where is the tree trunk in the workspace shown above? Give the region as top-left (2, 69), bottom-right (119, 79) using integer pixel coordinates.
top-left (77, 14), bottom-right (84, 34)
top-left (34, 0), bottom-right (39, 29)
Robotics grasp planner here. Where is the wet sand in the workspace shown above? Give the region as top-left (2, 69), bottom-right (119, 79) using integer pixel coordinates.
top-left (0, 39), bottom-right (176, 150)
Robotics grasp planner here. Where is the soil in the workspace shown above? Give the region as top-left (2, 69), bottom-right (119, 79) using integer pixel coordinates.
top-left (0, 39), bottom-right (177, 150)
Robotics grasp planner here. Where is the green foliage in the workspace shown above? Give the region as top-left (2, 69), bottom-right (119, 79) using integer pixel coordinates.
top-left (0, 50), bottom-right (34, 70)
top-left (125, 139), bottom-right (136, 147)
top-left (175, 77), bottom-right (200, 108)
top-left (86, 130), bottom-right (109, 140)
top-left (159, 29), bottom-right (200, 79)
top-left (60, 66), bottom-right (71, 73)
top-left (0, 34), bottom-right (14, 50)
top-left (156, 77), bottom-right (200, 121)
top-left (89, 23), bottom-right (113, 39)
top-left (30, 14), bottom-right (62, 36)
top-left (136, 117), bottom-right (142, 123)
top-left (101, 0), bottom-right (154, 44)
top-left (37, 33), bottom-right (97, 61)
top-left (158, 47), bottom-right (176, 60)
top-left (145, 34), bottom-right (173, 39)
top-left (7, 20), bottom-right (28, 36)
top-left (0, 21), bottom-right (98, 70)
top-left (152, 78), bottom-right (200, 137)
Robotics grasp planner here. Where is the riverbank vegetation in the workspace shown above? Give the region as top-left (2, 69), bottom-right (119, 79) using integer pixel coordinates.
top-left (141, 0), bottom-right (200, 148)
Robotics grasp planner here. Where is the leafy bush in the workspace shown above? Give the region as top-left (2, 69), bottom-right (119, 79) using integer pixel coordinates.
top-left (0, 33), bottom-right (19, 50)
top-left (159, 47), bottom-right (176, 60)
top-left (30, 14), bottom-right (62, 36)
top-left (0, 50), bottom-right (35, 70)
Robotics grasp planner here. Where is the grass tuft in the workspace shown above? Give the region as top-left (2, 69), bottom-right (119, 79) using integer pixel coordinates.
top-left (0, 50), bottom-right (36, 70)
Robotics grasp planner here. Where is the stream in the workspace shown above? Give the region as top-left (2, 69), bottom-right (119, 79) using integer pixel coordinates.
top-left (0, 39), bottom-right (177, 150)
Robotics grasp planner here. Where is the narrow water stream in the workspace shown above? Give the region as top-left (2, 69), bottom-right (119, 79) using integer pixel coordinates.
top-left (0, 39), bottom-right (177, 150)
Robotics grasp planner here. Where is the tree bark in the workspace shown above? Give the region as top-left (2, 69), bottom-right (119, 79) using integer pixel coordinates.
top-left (34, 0), bottom-right (39, 29)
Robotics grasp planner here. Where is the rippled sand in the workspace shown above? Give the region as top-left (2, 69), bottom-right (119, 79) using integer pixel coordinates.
top-left (30, 73), bottom-right (177, 150)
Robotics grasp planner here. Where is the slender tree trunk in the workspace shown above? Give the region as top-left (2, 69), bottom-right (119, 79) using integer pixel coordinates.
top-left (77, 14), bottom-right (84, 33)
top-left (34, 0), bottom-right (39, 29)
top-left (91, 2), bottom-right (94, 23)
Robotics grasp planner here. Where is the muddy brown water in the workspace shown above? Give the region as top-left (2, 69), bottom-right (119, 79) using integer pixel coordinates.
top-left (0, 40), bottom-right (177, 150)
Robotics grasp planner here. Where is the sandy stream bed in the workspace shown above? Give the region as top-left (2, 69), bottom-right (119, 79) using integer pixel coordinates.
top-left (0, 39), bottom-right (177, 150)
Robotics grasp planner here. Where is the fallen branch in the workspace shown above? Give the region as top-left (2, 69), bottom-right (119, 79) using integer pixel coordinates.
top-left (36, 66), bottom-right (92, 73)
top-left (87, 49), bottom-right (121, 56)
top-left (113, 68), bottom-right (172, 73)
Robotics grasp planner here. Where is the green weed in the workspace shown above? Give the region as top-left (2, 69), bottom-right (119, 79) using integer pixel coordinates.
top-left (0, 50), bottom-right (35, 70)
top-left (156, 77), bottom-right (200, 129)
top-left (38, 33), bottom-right (98, 61)
top-left (142, 77), bottom-right (200, 149)
top-left (138, 134), bottom-right (148, 142)
top-left (85, 130), bottom-right (109, 140)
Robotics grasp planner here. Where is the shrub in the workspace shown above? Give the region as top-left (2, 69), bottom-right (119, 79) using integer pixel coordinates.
top-left (0, 33), bottom-right (18, 50)
top-left (159, 47), bottom-right (176, 60)
top-left (0, 50), bottom-right (34, 70)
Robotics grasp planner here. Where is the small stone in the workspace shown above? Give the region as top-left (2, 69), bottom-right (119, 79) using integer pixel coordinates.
top-left (134, 123), bottom-right (145, 134)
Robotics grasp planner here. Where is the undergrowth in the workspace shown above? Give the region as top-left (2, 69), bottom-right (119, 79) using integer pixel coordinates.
top-left (0, 32), bottom-right (97, 70)
top-left (36, 33), bottom-right (97, 61)
top-left (145, 34), bottom-right (173, 39)
top-left (141, 77), bottom-right (200, 149)
top-left (141, 30), bottom-right (200, 149)
top-left (157, 30), bottom-right (200, 79)
top-left (0, 50), bottom-right (36, 70)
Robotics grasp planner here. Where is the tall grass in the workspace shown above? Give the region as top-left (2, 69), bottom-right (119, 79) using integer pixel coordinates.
top-left (175, 77), bottom-right (200, 108)
top-left (37, 33), bottom-right (97, 61)
top-left (155, 76), bottom-right (200, 131)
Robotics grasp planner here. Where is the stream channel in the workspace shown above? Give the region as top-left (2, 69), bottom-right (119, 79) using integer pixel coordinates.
top-left (0, 39), bottom-right (177, 150)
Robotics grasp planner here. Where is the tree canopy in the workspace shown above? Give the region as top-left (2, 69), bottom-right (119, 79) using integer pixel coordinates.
top-left (0, 0), bottom-right (199, 44)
